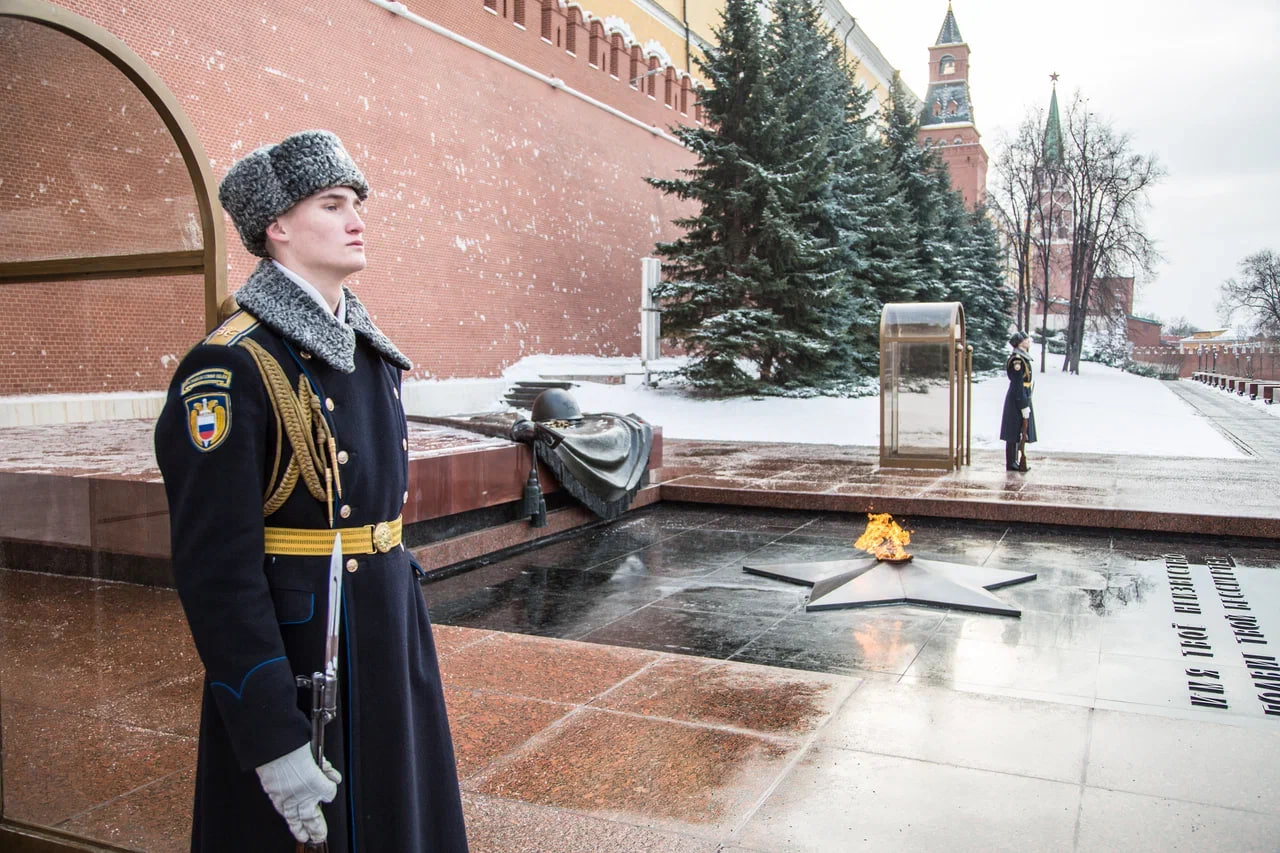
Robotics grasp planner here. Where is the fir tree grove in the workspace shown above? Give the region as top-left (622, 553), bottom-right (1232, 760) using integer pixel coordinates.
top-left (649, 0), bottom-right (1013, 395)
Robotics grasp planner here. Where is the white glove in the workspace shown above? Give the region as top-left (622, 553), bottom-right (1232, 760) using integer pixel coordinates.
top-left (255, 743), bottom-right (341, 844)
top-left (1021, 407), bottom-right (1030, 419)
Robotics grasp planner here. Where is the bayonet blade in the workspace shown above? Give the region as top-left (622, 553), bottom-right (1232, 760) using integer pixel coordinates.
top-left (325, 532), bottom-right (344, 678)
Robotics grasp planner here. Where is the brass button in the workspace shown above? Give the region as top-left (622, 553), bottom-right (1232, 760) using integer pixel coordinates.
top-left (339, 504), bottom-right (351, 519)
top-left (402, 438), bottom-right (407, 451)
top-left (300, 351), bottom-right (312, 360)
top-left (325, 398), bottom-right (335, 412)
top-left (345, 558), bottom-right (358, 573)
top-left (337, 450), bottom-right (349, 464)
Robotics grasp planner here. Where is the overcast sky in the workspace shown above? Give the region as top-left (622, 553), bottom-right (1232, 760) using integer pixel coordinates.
top-left (843, 0), bottom-right (1280, 330)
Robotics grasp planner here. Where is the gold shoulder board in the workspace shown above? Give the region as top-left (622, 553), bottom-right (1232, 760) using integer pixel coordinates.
top-left (204, 311), bottom-right (259, 347)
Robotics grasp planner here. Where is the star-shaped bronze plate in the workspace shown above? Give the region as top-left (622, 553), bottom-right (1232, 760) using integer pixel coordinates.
top-left (743, 557), bottom-right (1036, 617)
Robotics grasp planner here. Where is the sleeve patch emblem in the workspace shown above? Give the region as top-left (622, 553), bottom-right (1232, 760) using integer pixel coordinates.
top-left (180, 368), bottom-right (233, 395)
top-left (185, 393), bottom-right (232, 452)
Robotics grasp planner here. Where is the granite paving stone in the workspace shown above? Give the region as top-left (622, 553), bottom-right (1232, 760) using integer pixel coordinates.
top-left (730, 606), bottom-right (946, 676)
top-left (431, 624), bottom-right (497, 658)
top-left (1094, 653), bottom-right (1268, 720)
top-left (585, 529), bottom-right (786, 578)
top-left (430, 584), bottom-right (666, 640)
top-left (84, 671), bottom-right (205, 738)
top-left (932, 609), bottom-right (1091, 651)
top-left (590, 656), bottom-right (856, 736)
top-left (579, 605), bottom-right (783, 659)
top-left (815, 680), bottom-right (1092, 782)
top-left (1074, 787), bottom-right (1280, 852)
top-left (4, 483), bottom-right (1280, 851)
top-left (470, 706), bottom-right (802, 839)
top-left (459, 792), bottom-right (720, 853)
top-left (57, 769), bottom-right (194, 853)
top-left (647, 583), bottom-right (807, 618)
top-left (730, 747), bottom-right (1081, 853)
top-left (1, 699), bottom-right (196, 827)
top-left (438, 631), bottom-right (657, 703)
top-left (1086, 709), bottom-right (1280, 812)
top-left (443, 687), bottom-right (575, 779)
top-left (903, 634), bottom-right (1102, 699)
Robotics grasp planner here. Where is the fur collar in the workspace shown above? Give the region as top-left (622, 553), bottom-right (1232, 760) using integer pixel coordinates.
top-left (232, 260), bottom-right (412, 373)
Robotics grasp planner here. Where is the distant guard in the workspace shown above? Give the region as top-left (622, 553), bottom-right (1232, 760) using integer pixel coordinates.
top-left (1001, 331), bottom-right (1037, 471)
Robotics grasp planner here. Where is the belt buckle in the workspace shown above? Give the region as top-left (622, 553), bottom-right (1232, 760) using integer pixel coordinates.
top-left (371, 521), bottom-right (394, 554)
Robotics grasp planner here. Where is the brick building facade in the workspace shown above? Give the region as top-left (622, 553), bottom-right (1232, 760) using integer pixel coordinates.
top-left (3, 0), bottom-right (709, 396)
top-left (3, 0), bottom-right (921, 404)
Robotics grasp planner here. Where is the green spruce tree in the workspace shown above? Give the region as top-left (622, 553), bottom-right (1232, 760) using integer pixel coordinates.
top-left (833, 74), bottom-right (917, 375)
top-left (753, 0), bottom-right (858, 388)
top-left (964, 208), bottom-right (1015, 368)
top-left (882, 75), bottom-right (947, 303)
top-left (643, 0), bottom-right (770, 392)
top-left (647, 0), bottom-right (793, 393)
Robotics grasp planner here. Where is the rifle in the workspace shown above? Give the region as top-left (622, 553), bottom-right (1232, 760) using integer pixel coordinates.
top-left (1018, 419), bottom-right (1029, 472)
top-left (293, 533), bottom-right (344, 853)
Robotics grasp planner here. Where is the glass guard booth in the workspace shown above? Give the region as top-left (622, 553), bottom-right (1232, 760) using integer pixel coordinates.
top-left (879, 302), bottom-right (972, 470)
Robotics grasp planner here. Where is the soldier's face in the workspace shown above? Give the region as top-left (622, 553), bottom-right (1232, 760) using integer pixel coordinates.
top-left (1018, 338), bottom-right (1031, 352)
top-left (269, 187), bottom-right (366, 278)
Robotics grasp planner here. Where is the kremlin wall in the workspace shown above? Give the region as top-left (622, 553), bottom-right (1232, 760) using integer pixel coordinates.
top-left (2, 2), bottom-right (971, 416)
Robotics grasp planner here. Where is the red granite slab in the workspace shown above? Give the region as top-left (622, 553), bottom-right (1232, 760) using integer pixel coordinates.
top-left (1, 699), bottom-right (195, 827)
top-left (57, 768), bottom-right (194, 853)
top-left (469, 706), bottom-right (801, 838)
top-left (444, 687), bottom-right (574, 779)
top-left (0, 420), bottom-right (664, 566)
top-left (438, 631), bottom-right (658, 704)
top-left (590, 656), bottom-right (854, 736)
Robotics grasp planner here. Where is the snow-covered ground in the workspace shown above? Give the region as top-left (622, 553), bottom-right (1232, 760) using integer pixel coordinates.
top-left (499, 352), bottom-right (1244, 459)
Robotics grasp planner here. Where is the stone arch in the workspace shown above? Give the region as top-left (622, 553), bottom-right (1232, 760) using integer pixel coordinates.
top-left (0, 0), bottom-right (226, 331)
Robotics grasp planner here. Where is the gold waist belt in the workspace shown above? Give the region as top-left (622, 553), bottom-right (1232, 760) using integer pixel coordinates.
top-left (264, 516), bottom-right (403, 556)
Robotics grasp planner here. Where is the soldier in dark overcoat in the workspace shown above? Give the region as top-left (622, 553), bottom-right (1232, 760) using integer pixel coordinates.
top-left (154, 131), bottom-right (468, 852)
top-left (1000, 331), bottom-right (1037, 471)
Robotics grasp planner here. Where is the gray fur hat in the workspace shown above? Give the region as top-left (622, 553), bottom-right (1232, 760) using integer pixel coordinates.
top-left (218, 130), bottom-right (369, 258)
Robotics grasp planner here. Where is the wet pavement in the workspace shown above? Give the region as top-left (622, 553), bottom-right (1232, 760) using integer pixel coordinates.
top-left (427, 505), bottom-right (1280, 718)
top-left (1167, 378), bottom-right (1280, 460)
top-left (3, 503), bottom-right (1280, 850)
top-left (658, 439), bottom-right (1280, 538)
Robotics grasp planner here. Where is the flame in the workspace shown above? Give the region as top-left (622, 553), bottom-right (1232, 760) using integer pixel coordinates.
top-left (854, 513), bottom-right (912, 561)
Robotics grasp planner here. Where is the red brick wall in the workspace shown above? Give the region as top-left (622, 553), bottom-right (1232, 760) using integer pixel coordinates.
top-left (0, 20), bottom-right (201, 262)
top-left (1, 276), bottom-right (205, 394)
top-left (1132, 344), bottom-right (1280, 380)
top-left (3, 0), bottom-right (699, 394)
top-left (1126, 316), bottom-right (1161, 348)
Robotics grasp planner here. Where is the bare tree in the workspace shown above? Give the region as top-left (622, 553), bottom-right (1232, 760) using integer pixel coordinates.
top-left (989, 112), bottom-right (1043, 333)
top-left (989, 103), bottom-right (1065, 372)
top-left (1218, 250), bottom-right (1280, 337)
top-left (1060, 94), bottom-right (1163, 373)
top-left (1162, 315), bottom-right (1200, 338)
top-left (1033, 141), bottom-right (1067, 374)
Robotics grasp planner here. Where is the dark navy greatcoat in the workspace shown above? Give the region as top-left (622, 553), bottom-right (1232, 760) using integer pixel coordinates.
top-left (155, 261), bottom-right (468, 853)
top-left (1000, 348), bottom-right (1038, 444)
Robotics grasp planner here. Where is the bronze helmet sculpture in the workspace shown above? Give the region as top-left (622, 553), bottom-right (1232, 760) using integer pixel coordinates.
top-left (530, 388), bottom-right (583, 422)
